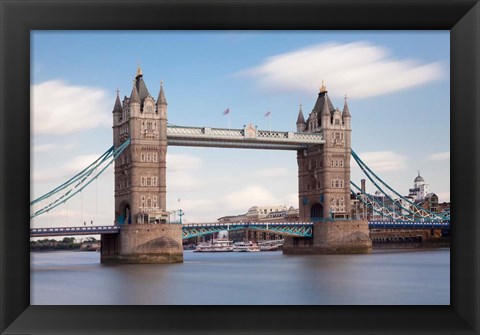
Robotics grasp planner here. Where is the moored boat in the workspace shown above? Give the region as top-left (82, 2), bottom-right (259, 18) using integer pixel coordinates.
top-left (258, 239), bottom-right (284, 251)
top-left (194, 238), bottom-right (234, 252)
top-left (233, 241), bottom-right (249, 252)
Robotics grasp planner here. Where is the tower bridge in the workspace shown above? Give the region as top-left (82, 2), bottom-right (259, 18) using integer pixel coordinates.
top-left (31, 67), bottom-right (449, 263)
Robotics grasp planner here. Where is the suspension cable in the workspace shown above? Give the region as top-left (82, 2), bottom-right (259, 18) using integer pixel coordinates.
top-left (30, 139), bottom-right (130, 219)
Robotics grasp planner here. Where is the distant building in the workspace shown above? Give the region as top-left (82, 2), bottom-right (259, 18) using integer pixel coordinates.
top-left (215, 205), bottom-right (299, 242)
top-left (245, 205), bottom-right (289, 221)
top-left (439, 201), bottom-right (450, 213)
top-left (418, 193), bottom-right (439, 213)
top-left (217, 214), bottom-right (247, 223)
top-left (408, 171), bottom-right (430, 202)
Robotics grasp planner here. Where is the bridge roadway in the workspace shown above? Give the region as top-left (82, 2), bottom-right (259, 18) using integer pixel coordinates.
top-left (166, 125), bottom-right (325, 150)
top-left (31, 220), bottom-right (450, 238)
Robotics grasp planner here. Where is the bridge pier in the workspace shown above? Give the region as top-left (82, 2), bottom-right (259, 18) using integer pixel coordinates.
top-left (283, 220), bottom-right (372, 254)
top-left (101, 223), bottom-right (183, 264)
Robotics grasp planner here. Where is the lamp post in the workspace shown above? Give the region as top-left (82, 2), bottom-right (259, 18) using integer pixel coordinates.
top-left (178, 209), bottom-right (184, 224)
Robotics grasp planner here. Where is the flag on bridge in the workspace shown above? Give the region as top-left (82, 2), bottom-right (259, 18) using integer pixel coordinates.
top-left (264, 111), bottom-right (271, 118)
top-left (223, 108), bottom-right (230, 116)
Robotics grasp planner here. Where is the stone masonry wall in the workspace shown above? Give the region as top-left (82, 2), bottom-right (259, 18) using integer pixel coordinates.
top-left (101, 223), bottom-right (183, 263)
top-left (283, 220), bottom-right (372, 254)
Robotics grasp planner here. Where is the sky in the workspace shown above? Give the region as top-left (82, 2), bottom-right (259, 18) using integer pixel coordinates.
top-left (30, 31), bottom-right (450, 227)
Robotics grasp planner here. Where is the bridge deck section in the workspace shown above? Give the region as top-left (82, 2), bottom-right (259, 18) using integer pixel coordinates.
top-left (30, 221), bottom-right (450, 238)
top-left (166, 125), bottom-right (325, 150)
top-left (31, 226), bottom-right (120, 237)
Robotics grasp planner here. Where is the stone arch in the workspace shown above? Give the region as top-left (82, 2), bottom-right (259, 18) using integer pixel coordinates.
top-left (117, 201), bottom-right (132, 225)
top-left (310, 203), bottom-right (324, 221)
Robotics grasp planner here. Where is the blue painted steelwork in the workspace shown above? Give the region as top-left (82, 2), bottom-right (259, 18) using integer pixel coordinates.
top-left (368, 220), bottom-right (450, 229)
top-left (182, 222), bottom-right (314, 239)
top-left (30, 225), bottom-right (120, 237)
top-left (30, 219), bottom-right (450, 238)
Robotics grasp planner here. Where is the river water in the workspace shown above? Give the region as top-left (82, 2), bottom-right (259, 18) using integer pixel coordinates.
top-left (31, 248), bottom-right (449, 305)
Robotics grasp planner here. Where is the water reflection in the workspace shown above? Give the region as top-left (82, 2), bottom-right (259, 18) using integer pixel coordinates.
top-left (31, 249), bottom-right (449, 305)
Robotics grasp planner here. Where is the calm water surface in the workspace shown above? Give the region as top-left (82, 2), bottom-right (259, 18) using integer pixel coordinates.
top-left (31, 249), bottom-right (449, 305)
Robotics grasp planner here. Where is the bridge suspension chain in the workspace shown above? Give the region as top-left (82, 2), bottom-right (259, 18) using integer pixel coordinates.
top-left (351, 181), bottom-right (418, 221)
top-left (30, 139), bottom-right (131, 219)
top-left (351, 149), bottom-right (449, 221)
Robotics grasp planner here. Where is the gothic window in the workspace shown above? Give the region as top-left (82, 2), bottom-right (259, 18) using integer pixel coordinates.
top-left (146, 177), bottom-right (152, 186)
top-left (147, 122), bottom-right (153, 131)
top-left (335, 119), bottom-right (340, 125)
top-left (141, 196), bottom-right (146, 209)
top-left (141, 153), bottom-right (145, 162)
top-left (152, 196), bottom-right (157, 209)
top-left (152, 177), bottom-right (157, 186)
top-left (141, 177), bottom-right (145, 186)
top-left (147, 198), bottom-right (152, 208)
top-left (146, 153), bottom-right (151, 162)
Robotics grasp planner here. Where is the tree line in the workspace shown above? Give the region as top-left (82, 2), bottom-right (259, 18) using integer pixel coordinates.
top-left (30, 237), bottom-right (98, 251)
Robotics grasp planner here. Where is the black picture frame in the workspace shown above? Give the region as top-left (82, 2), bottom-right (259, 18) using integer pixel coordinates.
top-left (1, 1), bottom-right (479, 334)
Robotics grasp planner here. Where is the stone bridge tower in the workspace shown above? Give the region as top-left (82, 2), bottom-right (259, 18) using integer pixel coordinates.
top-left (284, 83), bottom-right (372, 254)
top-left (296, 83), bottom-right (352, 221)
top-left (101, 66), bottom-right (183, 263)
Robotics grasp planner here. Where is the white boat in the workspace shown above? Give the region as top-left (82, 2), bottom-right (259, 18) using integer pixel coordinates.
top-left (194, 238), bottom-right (234, 252)
top-left (233, 241), bottom-right (261, 252)
top-left (233, 241), bottom-right (249, 252)
top-left (258, 239), bottom-right (284, 251)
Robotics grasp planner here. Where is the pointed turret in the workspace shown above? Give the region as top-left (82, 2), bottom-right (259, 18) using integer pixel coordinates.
top-left (312, 80), bottom-right (335, 116)
top-left (133, 65), bottom-right (150, 102)
top-left (130, 80), bottom-right (140, 103)
top-left (135, 64), bottom-right (143, 78)
top-left (342, 94), bottom-right (351, 118)
top-left (321, 93), bottom-right (331, 117)
top-left (113, 89), bottom-right (123, 113)
top-left (296, 104), bottom-right (306, 132)
top-left (157, 81), bottom-right (168, 106)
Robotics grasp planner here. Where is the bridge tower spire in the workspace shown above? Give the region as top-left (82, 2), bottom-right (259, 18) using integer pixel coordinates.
top-left (102, 67), bottom-right (183, 264)
top-left (287, 84), bottom-right (371, 254)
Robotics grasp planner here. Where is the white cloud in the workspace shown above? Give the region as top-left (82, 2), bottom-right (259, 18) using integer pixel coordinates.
top-left (31, 79), bottom-right (111, 135)
top-left (255, 167), bottom-right (290, 178)
top-left (32, 153), bottom-right (113, 183)
top-left (166, 153), bottom-right (202, 171)
top-left (166, 153), bottom-right (204, 191)
top-left (240, 41), bottom-right (444, 99)
top-left (354, 151), bottom-right (408, 172)
top-left (427, 152), bottom-right (450, 161)
top-left (33, 143), bottom-right (75, 154)
top-left (221, 185), bottom-right (282, 212)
